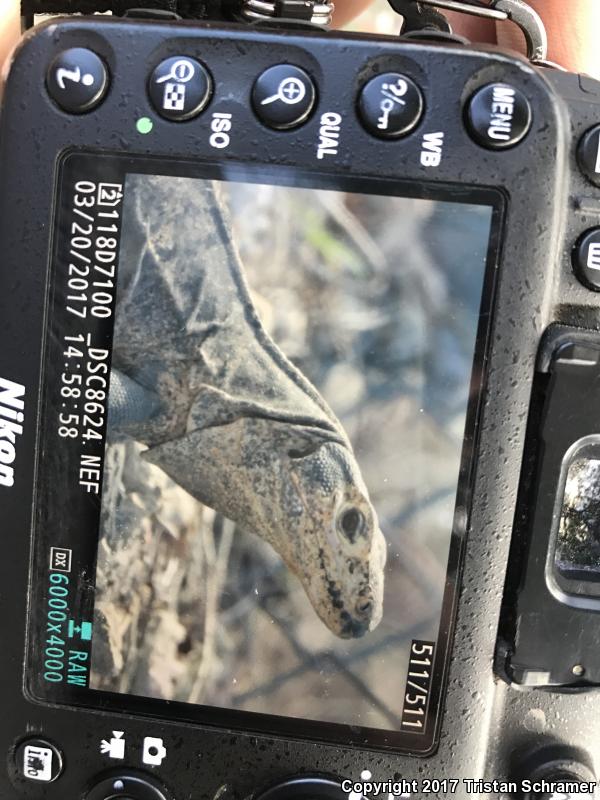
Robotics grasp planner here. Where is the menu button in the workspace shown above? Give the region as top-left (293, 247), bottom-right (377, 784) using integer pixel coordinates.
top-left (466, 82), bottom-right (532, 150)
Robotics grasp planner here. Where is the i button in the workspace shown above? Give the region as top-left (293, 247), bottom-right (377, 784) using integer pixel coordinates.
top-left (466, 82), bottom-right (532, 149)
top-left (46, 48), bottom-right (108, 113)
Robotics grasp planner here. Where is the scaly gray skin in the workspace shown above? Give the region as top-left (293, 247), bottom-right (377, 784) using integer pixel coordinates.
top-left (108, 174), bottom-right (387, 638)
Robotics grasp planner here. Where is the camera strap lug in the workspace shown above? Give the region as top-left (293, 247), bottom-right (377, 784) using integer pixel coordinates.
top-left (393, 0), bottom-right (548, 64)
top-left (238, 0), bottom-right (332, 26)
top-left (21, 0), bottom-right (332, 29)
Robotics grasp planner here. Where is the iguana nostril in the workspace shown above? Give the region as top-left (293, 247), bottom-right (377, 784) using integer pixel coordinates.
top-left (355, 598), bottom-right (373, 618)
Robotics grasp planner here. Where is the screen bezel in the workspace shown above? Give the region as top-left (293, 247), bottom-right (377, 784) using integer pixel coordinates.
top-left (26, 150), bottom-right (504, 756)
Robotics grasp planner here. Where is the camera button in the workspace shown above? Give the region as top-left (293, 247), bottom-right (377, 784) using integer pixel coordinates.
top-left (574, 228), bottom-right (600, 290)
top-left (466, 83), bottom-right (532, 149)
top-left (46, 48), bottom-right (108, 114)
top-left (148, 56), bottom-right (212, 121)
top-left (15, 736), bottom-right (64, 783)
top-left (252, 65), bottom-right (316, 130)
top-left (357, 73), bottom-right (424, 139)
top-left (577, 125), bottom-right (600, 187)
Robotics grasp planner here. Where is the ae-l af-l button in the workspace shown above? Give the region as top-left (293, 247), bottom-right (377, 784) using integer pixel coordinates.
top-left (466, 82), bottom-right (532, 149)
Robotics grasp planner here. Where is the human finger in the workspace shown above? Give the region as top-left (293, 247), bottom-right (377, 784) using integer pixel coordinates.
top-left (0, 0), bottom-right (21, 73)
top-left (495, 0), bottom-right (600, 76)
top-left (332, 0), bottom-right (375, 29)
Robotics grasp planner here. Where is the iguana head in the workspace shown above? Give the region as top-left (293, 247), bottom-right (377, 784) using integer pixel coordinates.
top-left (142, 410), bottom-right (387, 640)
top-left (282, 437), bottom-right (387, 638)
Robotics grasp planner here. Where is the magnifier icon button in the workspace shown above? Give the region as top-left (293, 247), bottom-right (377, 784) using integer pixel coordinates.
top-left (149, 56), bottom-right (213, 121)
top-left (252, 64), bottom-right (316, 130)
top-left (155, 59), bottom-right (196, 85)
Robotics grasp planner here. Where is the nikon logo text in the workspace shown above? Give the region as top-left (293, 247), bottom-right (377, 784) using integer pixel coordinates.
top-left (0, 377), bottom-right (26, 488)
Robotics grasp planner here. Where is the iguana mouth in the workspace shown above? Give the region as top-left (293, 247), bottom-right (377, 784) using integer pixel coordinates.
top-left (339, 612), bottom-right (371, 638)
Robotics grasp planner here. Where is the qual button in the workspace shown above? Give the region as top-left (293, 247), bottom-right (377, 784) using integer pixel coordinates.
top-left (46, 48), bottom-right (108, 114)
top-left (148, 56), bottom-right (212, 121)
top-left (357, 73), bottom-right (424, 139)
top-left (466, 82), bottom-right (532, 149)
top-left (252, 65), bottom-right (316, 131)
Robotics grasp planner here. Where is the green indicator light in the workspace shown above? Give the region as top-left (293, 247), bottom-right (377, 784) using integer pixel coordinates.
top-left (136, 117), bottom-right (154, 135)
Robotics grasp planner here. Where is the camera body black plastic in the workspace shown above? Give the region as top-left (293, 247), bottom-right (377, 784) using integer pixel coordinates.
top-left (2, 14), bottom-right (600, 800)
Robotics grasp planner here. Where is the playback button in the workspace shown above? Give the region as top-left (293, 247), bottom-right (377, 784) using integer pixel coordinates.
top-left (46, 48), bottom-right (108, 114)
top-left (148, 56), bottom-right (212, 121)
top-left (357, 73), bottom-right (424, 139)
top-left (15, 737), bottom-right (64, 783)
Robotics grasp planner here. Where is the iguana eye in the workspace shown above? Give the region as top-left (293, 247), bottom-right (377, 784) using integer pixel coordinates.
top-left (338, 507), bottom-right (366, 543)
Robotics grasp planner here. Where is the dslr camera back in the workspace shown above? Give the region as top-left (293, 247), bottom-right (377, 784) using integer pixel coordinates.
top-left (2, 0), bottom-right (600, 797)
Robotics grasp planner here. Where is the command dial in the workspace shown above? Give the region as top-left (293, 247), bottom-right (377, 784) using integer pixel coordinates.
top-left (85, 772), bottom-right (170, 800)
top-left (255, 776), bottom-right (347, 800)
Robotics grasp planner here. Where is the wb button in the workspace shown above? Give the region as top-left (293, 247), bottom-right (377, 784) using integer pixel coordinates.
top-left (466, 82), bottom-right (532, 150)
top-left (358, 72), bottom-right (423, 139)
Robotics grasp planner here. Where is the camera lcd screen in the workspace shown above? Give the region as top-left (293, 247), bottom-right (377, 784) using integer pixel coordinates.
top-left (30, 154), bottom-right (498, 752)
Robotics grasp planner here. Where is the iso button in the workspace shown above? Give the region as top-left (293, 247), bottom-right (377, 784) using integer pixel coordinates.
top-left (148, 56), bottom-right (212, 121)
top-left (466, 83), bottom-right (532, 149)
top-left (574, 228), bottom-right (600, 290)
top-left (252, 65), bottom-right (316, 130)
top-left (357, 73), bottom-right (424, 139)
top-left (46, 48), bottom-right (108, 113)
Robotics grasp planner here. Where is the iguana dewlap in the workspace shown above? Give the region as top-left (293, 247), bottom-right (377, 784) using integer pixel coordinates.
top-left (108, 174), bottom-right (387, 639)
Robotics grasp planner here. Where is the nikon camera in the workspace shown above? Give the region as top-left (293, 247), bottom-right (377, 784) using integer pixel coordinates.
top-left (2, 0), bottom-right (600, 797)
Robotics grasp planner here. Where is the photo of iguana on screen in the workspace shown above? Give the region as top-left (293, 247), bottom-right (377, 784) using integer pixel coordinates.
top-left (90, 173), bottom-right (492, 731)
top-left (103, 174), bottom-right (387, 642)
